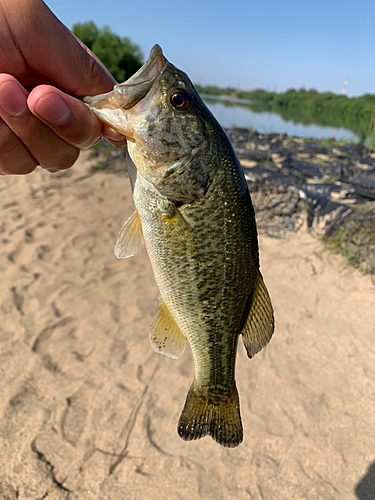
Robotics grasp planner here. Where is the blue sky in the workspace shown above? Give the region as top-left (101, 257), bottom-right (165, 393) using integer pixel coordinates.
top-left (45, 0), bottom-right (375, 97)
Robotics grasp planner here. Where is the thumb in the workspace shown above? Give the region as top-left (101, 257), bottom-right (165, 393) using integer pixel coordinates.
top-left (9, 0), bottom-right (116, 95)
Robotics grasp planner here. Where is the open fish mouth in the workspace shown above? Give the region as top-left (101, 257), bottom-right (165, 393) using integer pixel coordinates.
top-left (82, 45), bottom-right (168, 139)
top-left (83, 45), bottom-right (167, 132)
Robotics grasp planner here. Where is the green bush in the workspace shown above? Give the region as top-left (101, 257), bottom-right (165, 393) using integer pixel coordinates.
top-left (197, 84), bottom-right (375, 141)
top-left (72, 21), bottom-right (143, 82)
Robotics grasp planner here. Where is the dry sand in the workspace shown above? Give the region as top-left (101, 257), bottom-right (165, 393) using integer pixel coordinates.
top-left (0, 152), bottom-right (374, 500)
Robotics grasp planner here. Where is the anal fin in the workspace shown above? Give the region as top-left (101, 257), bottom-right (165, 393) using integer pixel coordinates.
top-left (114, 210), bottom-right (144, 259)
top-left (150, 298), bottom-right (186, 359)
top-left (241, 272), bottom-right (274, 358)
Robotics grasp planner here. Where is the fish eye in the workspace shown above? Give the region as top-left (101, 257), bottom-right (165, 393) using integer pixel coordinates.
top-left (170, 90), bottom-right (191, 111)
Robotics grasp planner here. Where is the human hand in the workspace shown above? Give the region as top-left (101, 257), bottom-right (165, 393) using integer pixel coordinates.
top-left (0, 0), bottom-right (126, 175)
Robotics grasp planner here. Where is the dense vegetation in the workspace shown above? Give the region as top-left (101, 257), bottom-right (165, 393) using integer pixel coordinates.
top-left (195, 84), bottom-right (375, 142)
top-left (71, 21), bottom-right (375, 143)
top-left (72, 21), bottom-right (143, 82)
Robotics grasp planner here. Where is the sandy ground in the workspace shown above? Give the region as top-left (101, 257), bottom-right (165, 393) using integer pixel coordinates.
top-left (0, 152), bottom-right (374, 500)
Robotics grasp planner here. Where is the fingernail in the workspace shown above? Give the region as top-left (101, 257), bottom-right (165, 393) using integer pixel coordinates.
top-left (0, 80), bottom-right (28, 116)
top-left (34, 93), bottom-right (71, 126)
top-left (103, 126), bottom-right (127, 148)
top-left (105, 127), bottom-right (125, 141)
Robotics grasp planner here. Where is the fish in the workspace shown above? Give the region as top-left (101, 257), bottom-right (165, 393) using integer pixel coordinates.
top-left (83, 45), bottom-right (274, 448)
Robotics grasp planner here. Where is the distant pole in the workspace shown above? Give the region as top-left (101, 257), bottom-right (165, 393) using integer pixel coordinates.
top-left (250, 79), bottom-right (258, 92)
top-left (342, 75), bottom-right (349, 95)
top-left (332, 75), bottom-right (349, 139)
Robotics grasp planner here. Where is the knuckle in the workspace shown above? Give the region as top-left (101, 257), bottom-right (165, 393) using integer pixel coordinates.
top-left (50, 94), bottom-right (103, 149)
top-left (0, 121), bottom-right (37, 174)
top-left (0, 123), bottom-right (19, 156)
top-left (0, 158), bottom-right (37, 175)
top-left (52, 148), bottom-right (80, 171)
top-left (19, 162), bottom-right (37, 175)
top-left (61, 109), bottom-right (101, 149)
top-left (77, 127), bottom-right (101, 149)
top-left (87, 56), bottom-right (100, 85)
top-left (73, 112), bottom-right (102, 148)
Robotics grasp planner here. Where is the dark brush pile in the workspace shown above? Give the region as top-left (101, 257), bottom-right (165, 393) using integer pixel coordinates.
top-left (227, 128), bottom-right (375, 274)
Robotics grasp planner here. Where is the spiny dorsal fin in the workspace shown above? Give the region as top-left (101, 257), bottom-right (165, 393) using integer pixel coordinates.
top-left (150, 297), bottom-right (186, 359)
top-left (114, 210), bottom-right (144, 259)
top-left (241, 273), bottom-right (274, 358)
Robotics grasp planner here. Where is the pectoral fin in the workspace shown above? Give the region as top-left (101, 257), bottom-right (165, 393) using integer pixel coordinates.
top-left (114, 210), bottom-right (144, 259)
top-left (150, 298), bottom-right (186, 359)
top-left (241, 273), bottom-right (274, 358)
top-left (156, 198), bottom-right (190, 231)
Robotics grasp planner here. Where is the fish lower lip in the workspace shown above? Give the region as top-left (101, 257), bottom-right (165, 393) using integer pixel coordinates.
top-left (112, 78), bottom-right (156, 109)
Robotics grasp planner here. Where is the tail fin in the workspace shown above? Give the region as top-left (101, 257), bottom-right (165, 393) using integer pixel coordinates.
top-left (177, 382), bottom-right (243, 448)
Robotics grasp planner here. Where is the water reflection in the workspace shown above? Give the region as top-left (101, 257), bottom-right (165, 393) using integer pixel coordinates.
top-left (203, 99), bottom-right (358, 142)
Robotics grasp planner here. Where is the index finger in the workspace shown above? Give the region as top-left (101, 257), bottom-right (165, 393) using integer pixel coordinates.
top-left (28, 85), bottom-right (105, 149)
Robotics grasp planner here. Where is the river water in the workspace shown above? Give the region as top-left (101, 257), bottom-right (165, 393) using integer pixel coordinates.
top-left (203, 98), bottom-right (358, 141)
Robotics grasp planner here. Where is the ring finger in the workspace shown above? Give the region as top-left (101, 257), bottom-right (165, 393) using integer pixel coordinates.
top-left (0, 117), bottom-right (38, 175)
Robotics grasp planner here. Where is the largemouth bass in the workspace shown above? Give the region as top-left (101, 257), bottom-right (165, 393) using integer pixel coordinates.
top-left (84, 45), bottom-right (274, 448)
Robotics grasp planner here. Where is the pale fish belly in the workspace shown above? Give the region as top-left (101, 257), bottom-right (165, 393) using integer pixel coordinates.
top-left (132, 172), bottom-right (257, 392)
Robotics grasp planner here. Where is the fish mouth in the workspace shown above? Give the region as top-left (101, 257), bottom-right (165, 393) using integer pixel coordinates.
top-left (83, 45), bottom-right (167, 133)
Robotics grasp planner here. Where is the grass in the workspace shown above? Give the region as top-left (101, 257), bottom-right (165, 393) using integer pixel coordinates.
top-left (366, 131), bottom-right (375, 151)
top-left (365, 107), bottom-right (375, 151)
top-left (324, 220), bottom-right (375, 274)
top-left (283, 136), bottom-right (295, 143)
top-left (90, 140), bottom-right (115, 171)
top-left (92, 160), bottom-right (108, 170)
top-left (90, 140), bottom-right (114, 156)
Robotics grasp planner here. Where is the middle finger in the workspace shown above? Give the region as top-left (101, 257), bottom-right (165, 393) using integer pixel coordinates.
top-left (0, 75), bottom-right (79, 171)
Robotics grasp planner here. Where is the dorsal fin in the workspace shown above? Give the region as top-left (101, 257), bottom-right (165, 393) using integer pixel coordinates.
top-left (150, 298), bottom-right (186, 359)
top-left (114, 210), bottom-right (144, 259)
top-left (241, 273), bottom-right (274, 358)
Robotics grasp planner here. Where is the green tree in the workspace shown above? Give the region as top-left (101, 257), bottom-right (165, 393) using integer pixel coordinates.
top-left (72, 21), bottom-right (143, 82)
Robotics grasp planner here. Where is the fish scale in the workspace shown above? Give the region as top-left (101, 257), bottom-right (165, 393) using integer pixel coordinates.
top-left (137, 164), bottom-right (253, 387)
top-left (84, 44), bottom-right (274, 447)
